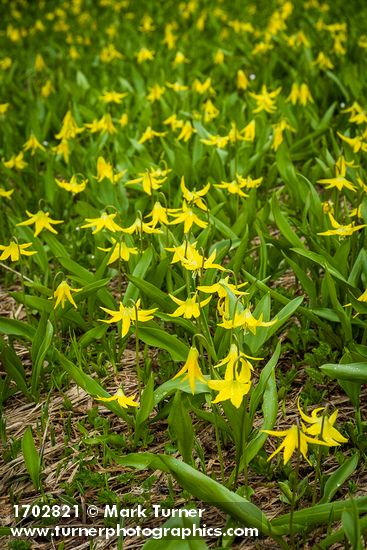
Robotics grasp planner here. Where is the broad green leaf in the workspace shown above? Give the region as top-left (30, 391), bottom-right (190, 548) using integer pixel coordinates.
top-left (320, 362), bottom-right (367, 382)
top-left (123, 248), bottom-right (153, 305)
top-left (117, 453), bottom-right (276, 537)
top-left (271, 496), bottom-right (367, 534)
top-left (0, 317), bottom-right (35, 340)
top-left (135, 374), bottom-right (155, 442)
top-left (320, 454), bottom-right (359, 504)
top-left (0, 337), bottom-right (31, 399)
top-left (142, 513), bottom-right (209, 549)
top-left (138, 326), bottom-right (189, 361)
top-left (272, 194), bottom-right (304, 248)
top-left (153, 376), bottom-right (210, 406)
top-left (168, 391), bottom-right (194, 464)
top-left (22, 427), bottom-right (41, 490)
top-left (54, 349), bottom-right (131, 423)
top-left (31, 314), bottom-right (54, 398)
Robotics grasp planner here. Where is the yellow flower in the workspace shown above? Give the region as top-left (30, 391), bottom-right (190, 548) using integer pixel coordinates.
top-left (52, 280), bottom-right (81, 309)
top-left (136, 47), bottom-right (155, 63)
top-left (297, 400), bottom-right (348, 446)
top-left (317, 213), bottom-right (366, 237)
top-left (55, 175), bottom-right (87, 194)
top-left (95, 156), bottom-right (125, 184)
top-left (169, 202), bottom-right (208, 233)
top-left (0, 57), bottom-right (12, 70)
top-left (100, 44), bottom-right (123, 63)
top-left (17, 210), bottom-right (63, 237)
top-left (357, 177), bottom-right (367, 192)
top-left (357, 289), bottom-right (367, 302)
top-left (180, 177), bottom-right (209, 211)
top-left (208, 362), bottom-right (252, 408)
top-left (0, 103), bottom-right (10, 115)
top-left (242, 119), bottom-right (256, 142)
top-left (163, 114), bottom-right (184, 131)
top-left (100, 299), bottom-right (157, 338)
top-left (119, 113), bottom-right (129, 127)
top-left (98, 238), bottom-right (138, 264)
top-left (121, 218), bottom-right (162, 235)
top-left (53, 140), bottom-right (70, 163)
top-left (287, 83), bottom-right (313, 106)
top-left (300, 83), bottom-right (314, 105)
top-left (147, 83), bottom-right (165, 102)
top-left (203, 99), bottom-right (219, 122)
top-left (139, 126), bottom-right (167, 144)
top-left (314, 51), bottom-right (334, 70)
top-left (100, 90), bottom-right (128, 104)
top-left (0, 187), bottom-right (14, 199)
top-left (169, 293), bottom-right (211, 319)
top-left (214, 343), bottom-right (260, 380)
top-left (55, 110), bottom-right (83, 140)
top-left (173, 51), bottom-right (189, 65)
top-left (126, 167), bottom-right (169, 195)
top-left (163, 23), bottom-right (177, 49)
top-left (85, 114), bottom-right (117, 135)
top-left (3, 152), bottom-right (27, 170)
top-left (192, 77), bottom-right (212, 94)
top-left (145, 201), bottom-right (176, 227)
top-left (252, 41), bottom-right (273, 55)
top-left (237, 69), bottom-right (249, 90)
top-left (198, 276), bottom-right (248, 316)
top-left (173, 346), bottom-right (206, 394)
top-left (81, 212), bottom-right (123, 234)
top-left (317, 171), bottom-right (356, 192)
top-left (0, 241), bottom-right (37, 261)
top-left (214, 49), bottom-right (224, 64)
top-left (201, 134), bottom-right (229, 148)
top-left (262, 425), bottom-right (330, 465)
top-left (219, 307), bottom-right (276, 334)
top-left (34, 53), bottom-right (46, 72)
top-left (215, 179), bottom-right (249, 198)
top-left (96, 388), bottom-right (139, 409)
top-left (249, 85), bottom-right (281, 113)
top-left (337, 132), bottom-right (366, 153)
top-left (237, 174), bottom-right (263, 189)
top-left (177, 121), bottom-right (196, 142)
top-left (272, 119), bottom-right (295, 151)
top-left (166, 81), bottom-right (188, 92)
top-left (23, 133), bottom-right (46, 155)
top-left (197, 276), bottom-right (247, 299)
top-left (165, 241), bottom-right (224, 273)
top-left (139, 14), bottom-right (155, 33)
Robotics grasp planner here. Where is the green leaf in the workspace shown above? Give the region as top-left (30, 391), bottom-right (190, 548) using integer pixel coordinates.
top-left (22, 427), bottom-right (41, 490)
top-left (142, 513), bottom-right (209, 549)
top-left (271, 496), bottom-right (367, 534)
top-left (117, 453), bottom-right (275, 537)
top-left (31, 314), bottom-right (53, 398)
top-left (153, 377), bottom-right (210, 406)
top-left (123, 248), bottom-right (153, 305)
top-left (320, 454), bottom-right (359, 504)
top-left (0, 317), bottom-right (35, 340)
top-left (168, 391), bottom-right (194, 464)
top-left (134, 374), bottom-right (155, 442)
top-left (127, 274), bottom-right (174, 310)
top-left (54, 349), bottom-right (131, 423)
top-left (320, 362), bottom-right (367, 382)
top-left (138, 326), bottom-right (189, 361)
top-left (78, 324), bottom-right (108, 348)
top-left (272, 194), bottom-right (304, 248)
top-left (0, 337), bottom-right (31, 399)
top-left (290, 248), bottom-right (350, 285)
